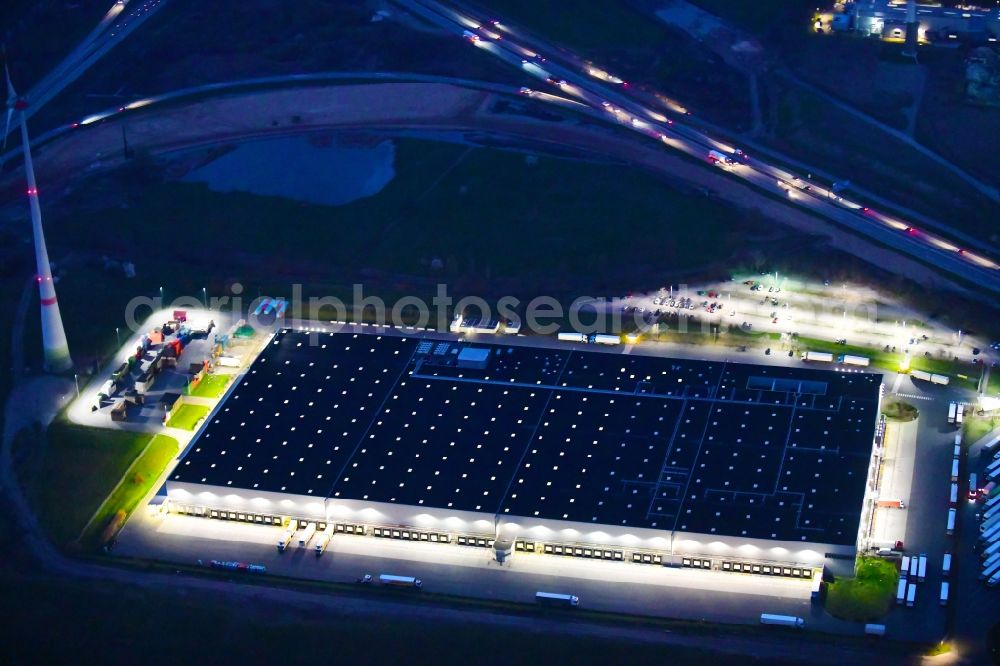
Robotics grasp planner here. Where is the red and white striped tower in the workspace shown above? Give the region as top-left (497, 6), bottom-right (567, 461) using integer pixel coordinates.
top-left (5, 67), bottom-right (72, 373)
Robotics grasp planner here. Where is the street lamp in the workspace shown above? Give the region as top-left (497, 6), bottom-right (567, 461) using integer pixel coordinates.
top-left (73, 373), bottom-right (80, 398)
top-left (202, 287), bottom-right (208, 308)
top-left (115, 327), bottom-right (120, 347)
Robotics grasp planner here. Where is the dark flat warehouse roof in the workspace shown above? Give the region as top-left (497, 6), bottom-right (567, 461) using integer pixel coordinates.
top-left (173, 330), bottom-right (883, 546)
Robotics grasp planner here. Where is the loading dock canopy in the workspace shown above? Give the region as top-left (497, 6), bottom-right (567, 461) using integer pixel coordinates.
top-left (172, 330), bottom-right (881, 546)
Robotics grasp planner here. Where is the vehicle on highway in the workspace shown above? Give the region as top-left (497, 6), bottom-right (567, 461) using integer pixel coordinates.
top-left (462, 30), bottom-right (479, 43)
top-left (707, 150), bottom-right (735, 167)
top-left (518, 87), bottom-right (533, 95)
top-left (535, 591), bottom-right (579, 607)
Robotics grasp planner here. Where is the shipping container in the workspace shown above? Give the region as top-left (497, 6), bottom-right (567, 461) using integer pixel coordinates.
top-left (864, 623), bottom-right (886, 636)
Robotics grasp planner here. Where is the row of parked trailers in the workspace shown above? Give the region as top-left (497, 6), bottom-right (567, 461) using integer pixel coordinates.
top-left (800, 351), bottom-right (870, 366)
top-left (557, 332), bottom-right (622, 345)
top-left (895, 553), bottom-right (953, 606)
top-left (979, 444), bottom-right (1000, 586)
top-left (910, 369), bottom-right (950, 385)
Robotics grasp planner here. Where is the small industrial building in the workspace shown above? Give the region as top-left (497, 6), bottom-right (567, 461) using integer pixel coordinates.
top-left (167, 329), bottom-right (884, 573)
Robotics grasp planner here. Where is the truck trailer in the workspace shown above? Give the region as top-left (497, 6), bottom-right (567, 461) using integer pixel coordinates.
top-left (760, 614), bottom-right (804, 628)
top-left (315, 524), bottom-right (334, 555)
top-left (839, 354), bottom-right (870, 366)
top-left (298, 522), bottom-right (317, 547)
top-left (802, 351), bottom-right (834, 363)
top-left (557, 332), bottom-right (587, 343)
top-left (536, 591), bottom-right (580, 607)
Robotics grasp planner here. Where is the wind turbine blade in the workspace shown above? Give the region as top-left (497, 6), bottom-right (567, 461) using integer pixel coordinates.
top-left (2, 106), bottom-right (13, 154)
top-left (2, 56), bottom-right (14, 101)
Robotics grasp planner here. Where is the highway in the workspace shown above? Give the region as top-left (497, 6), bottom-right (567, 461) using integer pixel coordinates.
top-left (2, 0), bottom-right (169, 152)
top-left (392, 0), bottom-right (1000, 294)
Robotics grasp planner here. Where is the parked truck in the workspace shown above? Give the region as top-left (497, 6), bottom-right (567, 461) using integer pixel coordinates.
top-left (557, 332), bottom-right (587, 343)
top-left (802, 351), bottom-right (834, 363)
top-left (298, 522), bottom-right (317, 547)
top-left (895, 578), bottom-right (907, 605)
top-left (839, 354), bottom-right (870, 367)
top-left (918, 554), bottom-right (928, 582)
top-left (876, 499), bottom-right (906, 509)
top-left (315, 524), bottom-right (334, 555)
top-left (277, 519), bottom-right (298, 552)
top-left (590, 334), bottom-right (621, 345)
top-left (948, 402), bottom-right (957, 424)
top-left (931, 374), bottom-right (950, 385)
top-left (947, 509), bottom-right (956, 535)
top-left (379, 574), bottom-right (422, 588)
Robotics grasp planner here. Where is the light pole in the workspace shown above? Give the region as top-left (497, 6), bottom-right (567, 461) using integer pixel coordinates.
top-left (159, 286), bottom-right (164, 304)
top-left (73, 373), bottom-right (80, 398)
top-left (202, 287), bottom-right (208, 308)
top-left (115, 327), bottom-right (120, 347)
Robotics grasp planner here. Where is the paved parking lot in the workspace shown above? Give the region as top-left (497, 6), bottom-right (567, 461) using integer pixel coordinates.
top-left (115, 510), bottom-right (861, 631)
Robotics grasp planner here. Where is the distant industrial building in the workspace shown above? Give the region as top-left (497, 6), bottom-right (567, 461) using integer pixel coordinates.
top-left (167, 329), bottom-right (884, 573)
top-left (831, 1), bottom-right (999, 43)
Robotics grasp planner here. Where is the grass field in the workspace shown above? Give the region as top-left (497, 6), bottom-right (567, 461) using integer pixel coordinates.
top-left (687, 0), bottom-right (816, 35)
top-left (13, 422), bottom-right (153, 546)
top-left (480, 0), bottom-right (670, 50)
top-left (825, 557), bottom-right (897, 621)
top-left (166, 404), bottom-right (211, 431)
top-left (189, 374), bottom-right (231, 398)
top-left (0, 573), bottom-right (895, 666)
top-left (54, 139), bottom-right (759, 298)
top-left (882, 400), bottom-right (919, 423)
top-left (964, 415), bottom-right (1000, 447)
top-left (81, 434), bottom-right (179, 548)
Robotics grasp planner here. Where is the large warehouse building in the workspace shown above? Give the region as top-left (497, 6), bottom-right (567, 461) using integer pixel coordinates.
top-left (167, 329), bottom-right (884, 573)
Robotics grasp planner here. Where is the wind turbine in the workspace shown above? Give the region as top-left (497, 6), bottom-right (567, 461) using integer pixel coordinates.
top-left (4, 57), bottom-right (73, 373)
